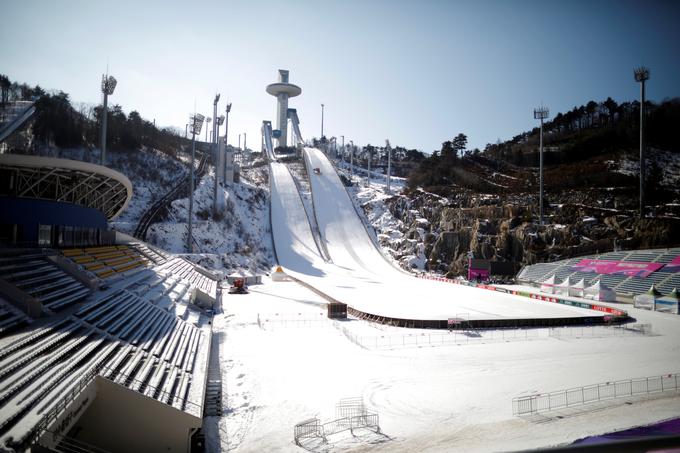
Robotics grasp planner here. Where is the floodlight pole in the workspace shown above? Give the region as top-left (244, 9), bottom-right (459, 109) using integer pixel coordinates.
top-left (534, 106), bottom-right (549, 225)
top-left (212, 94), bottom-right (220, 217)
top-left (205, 117), bottom-right (211, 142)
top-left (386, 139), bottom-right (392, 194)
top-left (188, 130), bottom-right (195, 252)
top-left (341, 135), bottom-right (345, 163)
top-left (635, 66), bottom-right (650, 218)
top-left (100, 74), bottom-right (117, 166)
top-left (321, 103), bottom-right (325, 145)
top-left (223, 103), bottom-right (231, 184)
top-left (187, 113), bottom-right (204, 253)
top-left (367, 146), bottom-right (371, 187)
top-left (243, 132), bottom-right (247, 151)
top-left (238, 134), bottom-right (241, 150)
top-left (349, 140), bottom-right (354, 177)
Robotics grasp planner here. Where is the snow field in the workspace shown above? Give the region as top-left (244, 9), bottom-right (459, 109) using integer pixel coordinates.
top-left (209, 278), bottom-right (680, 452)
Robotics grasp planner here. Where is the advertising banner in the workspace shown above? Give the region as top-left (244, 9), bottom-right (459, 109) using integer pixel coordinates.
top-left (664, 256), bottom-right (680, 272)
top-left (572, 259), bottom-right (663, 278)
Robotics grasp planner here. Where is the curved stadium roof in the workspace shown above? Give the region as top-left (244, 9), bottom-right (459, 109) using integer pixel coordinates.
top-left (0, 154), bottom-right (132, 220)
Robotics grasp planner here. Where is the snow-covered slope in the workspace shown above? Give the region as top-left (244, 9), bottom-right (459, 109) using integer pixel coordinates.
top-left (269, 148), bottom-right (605, 321)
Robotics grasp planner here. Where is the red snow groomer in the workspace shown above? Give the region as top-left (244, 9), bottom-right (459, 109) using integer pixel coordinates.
top-left (228, 278), bottom-right (248, 295)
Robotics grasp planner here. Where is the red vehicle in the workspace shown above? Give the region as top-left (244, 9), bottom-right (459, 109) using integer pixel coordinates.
top-left (313, 168), bottom-right (321, 175)
top-left (228, 278), bottom-right (248, 294)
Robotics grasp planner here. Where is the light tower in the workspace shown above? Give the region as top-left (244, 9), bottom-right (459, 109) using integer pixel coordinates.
top-left (634, 66), bottom-right (650, 218)
top-left (187, 113), bottom-right (205, 252)
top-left (266, 69), bottom-right (302, 148)
top-left (223, 103), bottom-right (232, 184)
top-left (533, 106), bottom-right (549, 225)
top-left (100, 74), bottom-right (117, 166)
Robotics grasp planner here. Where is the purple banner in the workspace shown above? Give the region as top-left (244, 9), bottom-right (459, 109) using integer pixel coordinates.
top-left (572, 259), bottom-right (664, 277)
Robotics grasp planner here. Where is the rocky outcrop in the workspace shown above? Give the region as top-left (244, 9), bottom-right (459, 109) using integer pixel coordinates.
top-left (365, 188), bottom-right (680, 277)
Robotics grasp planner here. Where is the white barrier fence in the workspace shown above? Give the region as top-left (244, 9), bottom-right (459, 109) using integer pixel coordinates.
top-left (338, 323), bottom-right (651, 350)
top-left (513, 372), bottom-right (680, 415)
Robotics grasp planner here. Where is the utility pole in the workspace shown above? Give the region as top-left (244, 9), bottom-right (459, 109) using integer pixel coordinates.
top-left (385, 139), bottom-right (392, 193)
top-left (341, 135), bottom-right (345, 163)
top-left (634, 66), bottom-right (650, 218)
top-left (100, 74), bottom-right (117, 166)
top-left (366, 145), bottom-right (371, 187)
top-left (223, 103), bottom-right (231, 184)
top-left (349, 140), bottom-right (354, 177)
top-left (187, 113), bottom-right (205, 252)
top-left (533, 106), bottom-right (549, 225)
top-left (243, 132), bottom-right (247, 151)
top-left (320, 103), bottom-right (325, 143)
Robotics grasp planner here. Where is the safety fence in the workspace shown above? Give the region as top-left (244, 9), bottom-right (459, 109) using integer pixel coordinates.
top-left (513, 372), bottom-right (680, 416)
top-left (337, 323), bottom-right (652, 350)
top-left (294, 397), bottom-right (381, 446)
top-left (257, 312), bottom-right (328, 329)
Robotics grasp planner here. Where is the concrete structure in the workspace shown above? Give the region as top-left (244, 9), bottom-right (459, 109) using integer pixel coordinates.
top-left (266, 70), bottom-right (301, 148)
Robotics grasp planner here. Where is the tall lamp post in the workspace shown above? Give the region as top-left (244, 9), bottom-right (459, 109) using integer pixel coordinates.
top-left (211, 94), bottom-right (221, 216)
top-left (320, 103), bottom-right (325, 146)
top-left (205, 117), bottom-right (211, 142)
top-left (533, 106), bottom-right (549, 225)
top-left (187, 113), bottom-right (205, 252)
top-left (349, 140), bottom-right (354, 177)
top-left (223, 103), bottom-right (232, 184)
top-left (100, 74), bottom-right (117, 166)
top-left (634, 66), bottom-right (650, 218)
top-left (341, 135), bottom-right (345, 163)
top-left (385, 139), bottom-right (392, 194)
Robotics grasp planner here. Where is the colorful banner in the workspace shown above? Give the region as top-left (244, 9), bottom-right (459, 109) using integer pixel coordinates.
top-left (664, 256), bottom-right (680, 272)
top-left (572, 259), bottom-right (663, 278)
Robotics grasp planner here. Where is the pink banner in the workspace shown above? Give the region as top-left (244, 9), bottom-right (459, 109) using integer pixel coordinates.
top-left (572, 259), bottom-right (663, 277)
top-left (665, 256), bottom-right (680, 272)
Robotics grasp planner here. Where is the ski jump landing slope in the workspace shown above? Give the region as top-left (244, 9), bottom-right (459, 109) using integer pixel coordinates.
top-left (270, 148), bottom-right (609, 326)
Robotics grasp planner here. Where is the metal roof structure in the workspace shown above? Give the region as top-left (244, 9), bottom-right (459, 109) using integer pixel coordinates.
top-left (0, 154), bottom-right (132, 220)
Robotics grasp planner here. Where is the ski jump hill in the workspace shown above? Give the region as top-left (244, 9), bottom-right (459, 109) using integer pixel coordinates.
top-left (270, 147), bottom-right (622, 329)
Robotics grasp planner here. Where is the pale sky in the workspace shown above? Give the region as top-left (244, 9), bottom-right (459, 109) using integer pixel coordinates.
top-left (2, 0), bottom-right (679, 152)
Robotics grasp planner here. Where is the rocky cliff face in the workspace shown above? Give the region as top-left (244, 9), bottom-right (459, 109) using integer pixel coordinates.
top-left (358, 187), bottom-right (680, 277)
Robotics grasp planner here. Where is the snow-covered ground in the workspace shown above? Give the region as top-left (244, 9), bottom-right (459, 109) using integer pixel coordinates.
top-left (206, 277), bottom-right (680, 452)
top-left (147, 165), bottom-right (274, 276)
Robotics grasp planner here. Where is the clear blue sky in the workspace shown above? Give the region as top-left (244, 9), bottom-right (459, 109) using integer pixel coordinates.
top-left (2, 0), bottom-right (679, 152)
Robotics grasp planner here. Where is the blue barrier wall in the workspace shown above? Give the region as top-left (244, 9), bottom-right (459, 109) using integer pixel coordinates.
top-left (0, 196), bottom-right (107, 243)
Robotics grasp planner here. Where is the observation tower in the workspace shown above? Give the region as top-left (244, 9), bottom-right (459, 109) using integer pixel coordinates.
top-left (266, 69), bottom-right (301, 148)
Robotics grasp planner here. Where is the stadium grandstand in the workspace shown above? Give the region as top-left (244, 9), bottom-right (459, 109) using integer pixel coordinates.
top-left (0, 153), bottom-right (217, 452)
top-left (517, 247), bottom-right (680, 302)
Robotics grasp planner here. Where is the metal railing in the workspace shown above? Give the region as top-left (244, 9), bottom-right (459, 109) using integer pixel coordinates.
top-left (337, 323), bottom-right (651, 351)
top-left (257, 312), bottom-right (328, 329)
top-left (513, 372), bottom-right (680, 415)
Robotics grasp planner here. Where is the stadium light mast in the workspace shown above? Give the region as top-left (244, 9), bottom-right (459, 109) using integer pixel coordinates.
top-left (533, 106), bottom-right (549, 225)
top-left (385, 139), bottom-right (392, 194)
top-left (100, 74), bottom-right (117, 166)
top-left (634, 66), bottom-right (650, 218)
top-left (205, 117), bottom-right (211, 142)
top-left (341, 135), bottom-right (345, 163)
top-left (320, 103), bottom-right (325, 144)
top-left (223, 103), bottom-right (232, 184)
top-left (212, 94), bottom-right (221, 216)
top-left (187, 113), bottom-right (205, 253)
top-left (349, 140), bottom-right (354, 177)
